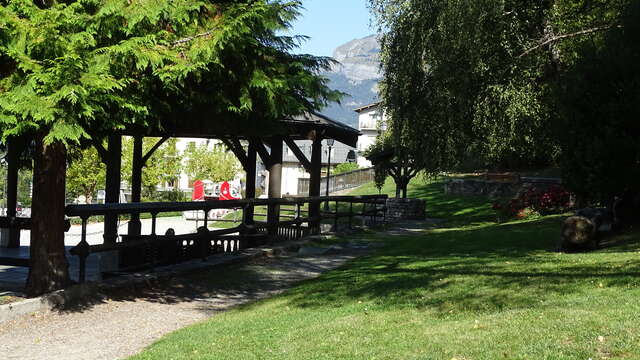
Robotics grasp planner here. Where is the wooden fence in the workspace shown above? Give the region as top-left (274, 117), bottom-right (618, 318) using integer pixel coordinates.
top-left (65, 195), bottom-right (387, 283)
top-left (297, 167), bottom-right (375, 195)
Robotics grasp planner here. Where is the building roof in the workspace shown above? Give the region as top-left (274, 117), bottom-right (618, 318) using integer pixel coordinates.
top-left (353, 102), bottom-right (381, 113)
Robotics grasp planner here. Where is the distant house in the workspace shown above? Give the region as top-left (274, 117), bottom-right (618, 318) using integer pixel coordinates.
top-left (280, 140), bottom-right (357, 196)
top-left (354, 102), bottom-right (387, 167)
top-left (171, 113), bottom-right (360, 197)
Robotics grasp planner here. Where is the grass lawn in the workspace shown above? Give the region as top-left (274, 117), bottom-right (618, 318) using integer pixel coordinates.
top-left (131, 177), bottom-right (640, 360)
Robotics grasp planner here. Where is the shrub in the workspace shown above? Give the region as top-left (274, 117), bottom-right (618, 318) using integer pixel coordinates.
top-left (493, 185), bottom-right (571, 222)
top-left (333, 162), bottom-right (360, 175)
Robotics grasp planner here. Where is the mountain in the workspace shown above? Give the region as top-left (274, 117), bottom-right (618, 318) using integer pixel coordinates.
top-left (320, 35), bottom-right (382, 128)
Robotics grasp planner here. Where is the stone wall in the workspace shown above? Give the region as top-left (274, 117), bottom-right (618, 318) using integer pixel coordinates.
top-left (444, 177), bottom-right (562, 199)
top-left (386, 198), bottom-right (426, 222)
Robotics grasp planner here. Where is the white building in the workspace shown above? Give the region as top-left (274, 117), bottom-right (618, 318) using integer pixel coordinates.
top-left (354, 102), bottom-right (387, 167)
top-left (280, 140), bottom-right (357, 196)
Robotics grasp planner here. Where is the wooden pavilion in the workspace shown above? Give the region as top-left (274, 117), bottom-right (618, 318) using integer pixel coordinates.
top-left (0, 111), bottom-right (362, 277)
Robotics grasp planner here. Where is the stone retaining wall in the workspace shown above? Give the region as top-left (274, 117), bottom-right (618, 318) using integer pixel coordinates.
top-left (386, 198), bottom-right (426, 221)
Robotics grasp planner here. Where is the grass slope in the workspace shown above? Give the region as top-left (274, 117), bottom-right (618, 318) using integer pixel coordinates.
top-left (132, 178), bottom-right (640, 360)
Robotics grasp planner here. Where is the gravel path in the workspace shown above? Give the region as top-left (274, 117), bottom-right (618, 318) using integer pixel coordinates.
top-left (0, 249), bottom-right (365, 360)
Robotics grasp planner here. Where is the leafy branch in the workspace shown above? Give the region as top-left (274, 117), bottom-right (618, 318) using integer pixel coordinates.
top-left (519, 25), bottom-right (622, 58)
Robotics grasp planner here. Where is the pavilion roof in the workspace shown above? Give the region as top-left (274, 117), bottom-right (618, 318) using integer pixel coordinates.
top-left (129, 111), bottom-right (360, 147)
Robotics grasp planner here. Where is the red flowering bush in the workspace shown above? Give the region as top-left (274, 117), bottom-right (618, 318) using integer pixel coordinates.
top-left (493, 185), bottom-right (572, 222)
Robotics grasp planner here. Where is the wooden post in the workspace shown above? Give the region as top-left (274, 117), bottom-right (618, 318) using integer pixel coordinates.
top-left (5, 137), bottom-right (20, 248)
top-left (103, 134), bottom-right (121, 244)
top-left (267, 137), bottom-right (283, 237)
top-left (245, 140), bottom-right (257, 226)
top-left (309, 136), bottom-right (322, 234)
top-left (128, 135), bottom-right (143, 236)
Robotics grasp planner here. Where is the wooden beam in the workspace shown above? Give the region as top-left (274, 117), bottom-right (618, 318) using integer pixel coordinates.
top-left (128, 136), bottom-right (143, 236)
top-left (244, 141), bottom-right (257, 226)
top-left (253, 138), bottom-right (273, 168)
top-left (0, 257), bottom-right (29, 267)
top-left (92, 139), bottom-right (109, 164)
top-left (267, 136), bottom-right (283, 237)
top-left (103, 135), bottom-right (121, 245)
top-left (221, 138), bottom-right (248, 171)
top-left (141, 136), bottom-right (169, 166)
top-left (283, 137), bottom-right (312, 173)
top-left (308, 137), bottom-right (322, 234)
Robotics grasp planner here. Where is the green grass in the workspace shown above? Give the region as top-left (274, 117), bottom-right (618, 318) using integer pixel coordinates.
top-left (131, 178), bottom-right (640, 360)
top-left (352, 176), bottom-right (495, 226)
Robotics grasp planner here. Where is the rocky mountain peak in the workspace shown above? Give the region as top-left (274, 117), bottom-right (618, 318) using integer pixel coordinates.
top-left (320, 35), bottom-right (382, 127)
top-left (330, 35), bottom-right (382, 83)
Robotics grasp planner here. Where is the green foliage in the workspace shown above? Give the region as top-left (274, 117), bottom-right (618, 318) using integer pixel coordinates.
top-left (332, 162), bottom-right (359, 175)
top-left (66, 145), bottom-right (106, 204)
top-left (0, 1), bottom-right (342, 145)
top-left (0, 165), bottom-right (32, 208)
top-left (369, 0), bottom-right (636, 202)
top-left (122, 137), bottom-right (183, 198)
top-left (373, 165), bottom-right (386, 193)
top-left (146, 189), bottom-right (188, 203)
top-left (365, 133), bottom-right (419, 198)
top-left (183, 141), bottom-right (240, 185)
top-left (369, 0), bottom-right (559, 172)
top-left (554, 2), bottom-right (640, 202)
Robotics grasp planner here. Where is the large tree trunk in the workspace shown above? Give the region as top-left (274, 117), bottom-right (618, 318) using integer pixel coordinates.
top-left (25, 137), bottom-right (71, 297)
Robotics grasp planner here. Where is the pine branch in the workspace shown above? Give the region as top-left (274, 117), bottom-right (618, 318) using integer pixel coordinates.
top-left (171, 29), bottom-right (217, 46)
top-left (518, 25), bottom-right (621, 58)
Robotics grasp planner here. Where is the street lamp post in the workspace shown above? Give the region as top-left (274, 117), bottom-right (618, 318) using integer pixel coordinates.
top-left (324, 138), bottom-right (334, 211)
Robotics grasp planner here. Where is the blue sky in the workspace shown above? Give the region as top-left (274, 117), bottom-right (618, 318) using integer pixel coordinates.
top-left (289, 0), bottom-right (375, 57)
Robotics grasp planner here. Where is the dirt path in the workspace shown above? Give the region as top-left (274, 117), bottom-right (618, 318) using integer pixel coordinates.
top-left (0, 249), bottom-right (366, 360)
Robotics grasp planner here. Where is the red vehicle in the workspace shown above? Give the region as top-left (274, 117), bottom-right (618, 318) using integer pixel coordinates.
top-left (184, 180), bottom-right (241, 221)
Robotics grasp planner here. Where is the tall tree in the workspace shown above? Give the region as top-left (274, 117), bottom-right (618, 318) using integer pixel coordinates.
top-left (66, 146), bottom-right (106, 204)
top-left (183, 142), bottom-right (240, 184)
top-left (365, 134), bottom-right (419, 198)
top-left (0, 0), bottom-right (340, 296)
top-left (554, 2), bottom-right (640, 203)
top-left (369, 0), bottom-right (634, 201)
top-left (121, 137), bottom-right (183, 200)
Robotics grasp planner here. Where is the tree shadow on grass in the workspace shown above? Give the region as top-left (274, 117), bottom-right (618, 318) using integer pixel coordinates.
top-left (278, 216), bottom-right (640, 316)
top-left (406, 181), bottom-right (496, 226)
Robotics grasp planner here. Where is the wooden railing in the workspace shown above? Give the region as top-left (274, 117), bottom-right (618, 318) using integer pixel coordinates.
top-left (65, 195), bottom-right (387, 283)
top-left (0, 217), bottom-right (71, 267)
top-left (297, 167), bottom-right (375, 195)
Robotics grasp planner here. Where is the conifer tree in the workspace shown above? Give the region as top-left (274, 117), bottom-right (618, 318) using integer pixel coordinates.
top-left (0, 0), bottom-right (340, 296)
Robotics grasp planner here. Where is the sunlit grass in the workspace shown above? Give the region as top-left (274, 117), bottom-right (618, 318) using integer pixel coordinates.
top-left (131, 178), bottom-right (640, 360)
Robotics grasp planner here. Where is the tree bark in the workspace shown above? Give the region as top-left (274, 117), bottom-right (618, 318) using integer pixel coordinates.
top-left (25, 136), bottom-right (71, 297)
